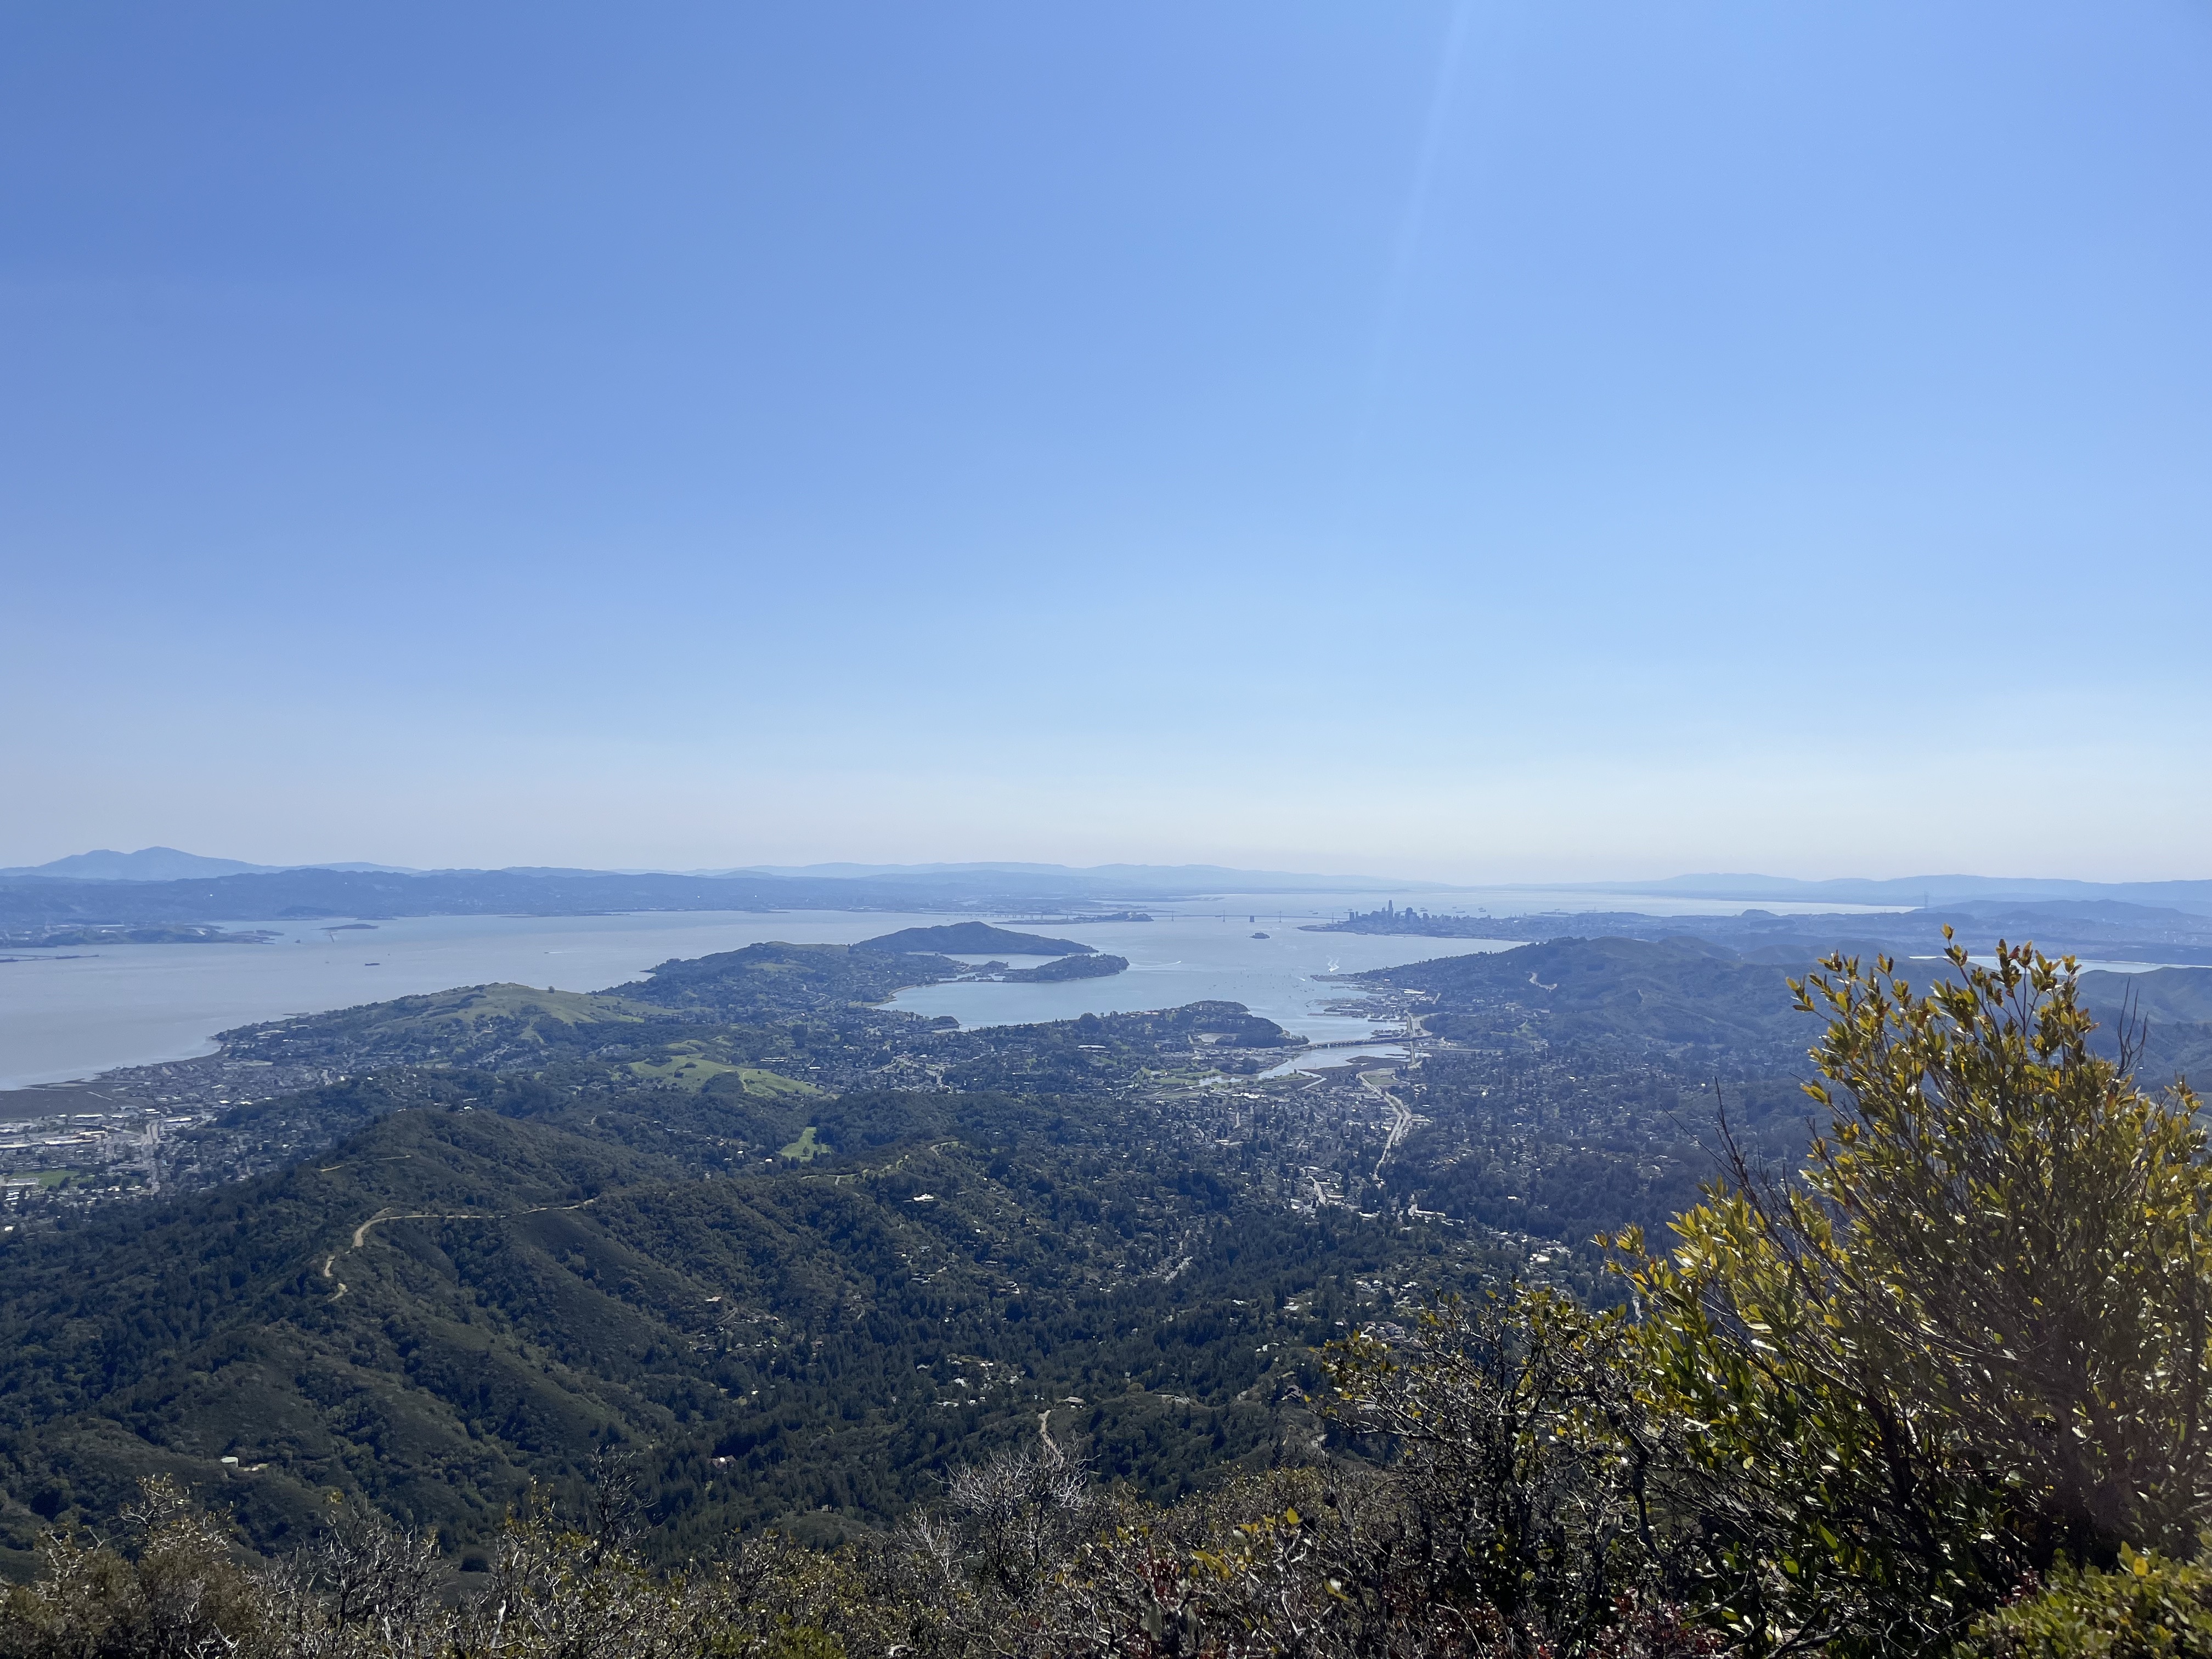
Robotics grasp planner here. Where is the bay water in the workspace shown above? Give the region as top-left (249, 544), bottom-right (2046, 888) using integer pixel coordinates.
top-left (0, 887), bottom-right (1894, 1090)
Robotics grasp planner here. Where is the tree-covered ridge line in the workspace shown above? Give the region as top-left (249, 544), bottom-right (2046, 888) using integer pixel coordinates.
top-left (1349, 933), bottom-right (2212, 1113)
top-left (0, 1074), bottom-right (1505, 1569)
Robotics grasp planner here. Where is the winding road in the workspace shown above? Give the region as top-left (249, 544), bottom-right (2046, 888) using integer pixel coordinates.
top-left (1361, 1068), bottom-right (1420, 1181)
top-left (323, 1197), bottom-right (602, 1300)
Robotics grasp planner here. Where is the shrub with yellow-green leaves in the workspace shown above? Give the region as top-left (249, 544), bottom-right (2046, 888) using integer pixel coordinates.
top-left (1959, 1549), bottom-right (2212, 1659)
top-left (1616, 937), bottom-right (2212, 1655)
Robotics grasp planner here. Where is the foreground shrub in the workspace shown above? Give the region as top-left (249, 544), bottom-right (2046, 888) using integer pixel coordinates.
top-left (0, 1475), bottom-right (269, 1659)
top-left (1619, 938), bottom-right (2212, 1655)
top-left (1959, 1550), bottom-right (2212, 1659)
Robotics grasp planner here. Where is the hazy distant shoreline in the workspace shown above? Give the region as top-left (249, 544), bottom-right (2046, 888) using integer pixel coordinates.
top-left (0, 901), bottom-right (1483, 1091)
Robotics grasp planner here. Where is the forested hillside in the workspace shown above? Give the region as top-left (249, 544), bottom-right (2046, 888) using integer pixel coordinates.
top-left (0, 1065), bottom-right (1505, 1576)
top-left (9, 933), bottom-right (2211, 1656)
top-left (8, 941), bottom-right (2209, 1657)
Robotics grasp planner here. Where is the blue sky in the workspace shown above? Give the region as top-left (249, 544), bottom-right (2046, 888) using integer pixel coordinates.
top-left (4, 2), bottom-right (2208, 880)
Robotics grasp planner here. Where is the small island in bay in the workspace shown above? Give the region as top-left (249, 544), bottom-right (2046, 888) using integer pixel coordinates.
top-left (998, 951), bottom-right (1129, 982)
top-left (856, 922), bottom-right (1095, 956)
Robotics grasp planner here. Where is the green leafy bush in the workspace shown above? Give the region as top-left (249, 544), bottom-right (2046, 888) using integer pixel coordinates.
top-left (1960, 1550), bottom-right (2212, 1659)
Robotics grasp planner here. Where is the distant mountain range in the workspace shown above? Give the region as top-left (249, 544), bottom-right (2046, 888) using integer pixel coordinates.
top-left (723, 861), bottom-right (1419, 891)
top-left (0, 848), bottom-right (1419, 894)
top-left (1577, 872), bottom-right (2212, 916)
top-left (1316, 896), bottom-right (2212, 968)
top-left (6, 850), bottom-right (2208, 923)
top-left (0, 856), bottom-right (1419, 934)
top-left (0, 847), bottom-right (414, 882)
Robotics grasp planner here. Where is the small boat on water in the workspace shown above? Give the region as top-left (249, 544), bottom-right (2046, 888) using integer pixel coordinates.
top-left (1250, 930), bottom-right (1269, 939)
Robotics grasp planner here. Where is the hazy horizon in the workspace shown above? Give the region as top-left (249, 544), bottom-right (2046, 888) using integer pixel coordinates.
top-left (7, 843), bottom-right (2212, 894)
top-left (6, 3), bottom-right (2208, 878)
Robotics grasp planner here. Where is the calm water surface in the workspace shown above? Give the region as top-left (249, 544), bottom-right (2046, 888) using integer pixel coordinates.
top-left (0, 910), bottom-right (954, 1088)
top-left (883, 917), bottom-right (1506, 1040)
top-left (890, 886), bottom-right (1901, 1065)
top-left (0, 887), bottom-right (1903, 1090)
